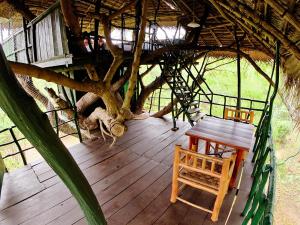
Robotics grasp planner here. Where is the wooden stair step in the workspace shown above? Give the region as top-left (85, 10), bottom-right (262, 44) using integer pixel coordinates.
top-left (175, 90), bottom-right (190, 94)
top-left (189, 101), bottom-right (200, 106)
top-left (187, 108), bottom-right (201, 114)
top-left (191, 112), bottom-right (206, 122)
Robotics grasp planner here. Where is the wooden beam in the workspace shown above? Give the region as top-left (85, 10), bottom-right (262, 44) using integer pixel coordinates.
top-left (0, 46), bottom-right (107, 225)
top-left (210, 30), bottom-right (222, 46)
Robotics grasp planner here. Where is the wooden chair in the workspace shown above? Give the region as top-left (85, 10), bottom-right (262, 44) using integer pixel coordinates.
top-left (170, 145), bottom-right (236, 222)
top-left (224, 108), bottom-right (254, 124)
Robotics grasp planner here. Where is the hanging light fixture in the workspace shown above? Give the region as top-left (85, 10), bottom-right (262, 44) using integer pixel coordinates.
top-left (187, 0), bottom-right (200, 28)
top-left (187, 18), bottom-right (200, 28)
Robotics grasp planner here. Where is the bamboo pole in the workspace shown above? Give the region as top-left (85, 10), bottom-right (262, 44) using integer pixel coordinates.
top-left (208, 0), bottom-right (234, 25)
top-left (0, 46), bottom-right (106, 225)
top-left (235, 29), bottom-right (241, 110)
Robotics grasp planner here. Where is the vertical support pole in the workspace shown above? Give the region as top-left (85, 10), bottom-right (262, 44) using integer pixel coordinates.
top-left (0, 23), bottom-right (3, 43)
top-left (269, 41), bottom-right (280, 118)
top-left (121, 13), bottom-right (125, 50)
top-left (73, 107), bottom-right (83, 143)
top-left (9, 128), bottom-right (27, 166)
top-left (171, 89), bottom-right (178, 131)
top-left (54, 110), bottom-right (59, 135)
top-left (235, 29), bottom-right (241, 111)
top-left (23, 18), bottom-right (31, 64)
top-left (209, 94), bottom-right (214, 116)
top-left (158, 84), bottom-right (162, 111)
top-left (31, 23), bottom-right (37, 62)
top-left (134, 0), bottom-right (142, 51)
top-left (223, 96), bottom-right (227, 118)
top-left (94, 0), bottom-right (101, 56)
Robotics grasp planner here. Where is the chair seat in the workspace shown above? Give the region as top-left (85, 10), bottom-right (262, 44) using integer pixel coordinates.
top-left (179, 170), bottom-right (220, 192)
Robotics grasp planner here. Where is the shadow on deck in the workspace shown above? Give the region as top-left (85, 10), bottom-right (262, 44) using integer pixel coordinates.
top-left (0, 117), bottom-right (254, 225)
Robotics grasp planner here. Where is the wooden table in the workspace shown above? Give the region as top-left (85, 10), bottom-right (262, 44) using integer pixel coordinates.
top-left (185, 116), bottom-right (255, 188)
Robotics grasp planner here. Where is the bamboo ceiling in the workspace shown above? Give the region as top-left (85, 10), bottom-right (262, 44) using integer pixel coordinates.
top-left (1, 0), bottom-right (299, 61)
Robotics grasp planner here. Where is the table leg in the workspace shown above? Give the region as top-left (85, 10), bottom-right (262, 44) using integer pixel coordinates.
top-left (205, 141), bottom-right (210, 154)
top-left (189, 137), bottom-right (198, 152)
top-left (215, 143), bottom-right (219, 154)
top-left (229, 150), bottom-right (243, 188)
top-left (189, 137), bottom-right (193, 150)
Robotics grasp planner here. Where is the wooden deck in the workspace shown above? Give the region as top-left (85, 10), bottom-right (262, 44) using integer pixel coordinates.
top-left (0, 117), bottom-right (254, 225)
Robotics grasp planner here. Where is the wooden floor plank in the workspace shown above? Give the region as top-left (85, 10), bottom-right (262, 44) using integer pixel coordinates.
top-left (107, 168), bottom-right (173, 225)
top-left (127, 185), bottom-right (173, 225)
top-left (153, 188), bottom-right (196, 225)
top-left (73, 163), bottom-right (169, 225)
top-left (0, 169), bottom-right (45, 210)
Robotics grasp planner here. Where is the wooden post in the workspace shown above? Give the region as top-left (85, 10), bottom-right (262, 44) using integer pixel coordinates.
top-left (235, 29), bottom-right (241, 111)
top-left (0, 46), bottom-right (106, 225)
top-left (0, 153), bottom-right (4, 197)
top-left (23, 18), bottom-right (31, 64)
top-left (94, 0), bottom-right (101, 55)
top-left (170, 145), bottom-right (180, 203)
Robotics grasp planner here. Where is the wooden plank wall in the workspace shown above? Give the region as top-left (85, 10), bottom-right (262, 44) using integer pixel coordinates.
top-left (35, 8), bottom-right (68, 62)
top-left (1, 8), bottom-right (69, 66)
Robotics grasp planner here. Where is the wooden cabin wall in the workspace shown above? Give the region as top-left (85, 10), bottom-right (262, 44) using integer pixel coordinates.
top-left (2, 8), bottom-right (70, 68)
top-left (35, 8), bottom-right (69, 62)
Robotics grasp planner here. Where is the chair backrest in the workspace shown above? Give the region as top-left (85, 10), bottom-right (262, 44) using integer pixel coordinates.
top-left (224, 108), bottom-right (255, 124)
top-left (174, 145), bottom-right (236, 186)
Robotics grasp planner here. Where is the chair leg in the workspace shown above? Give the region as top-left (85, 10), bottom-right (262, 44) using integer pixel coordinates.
top-left (211, 192), bottom-right (226, 222)
top-left (170, 179), bottom-right (178, 203)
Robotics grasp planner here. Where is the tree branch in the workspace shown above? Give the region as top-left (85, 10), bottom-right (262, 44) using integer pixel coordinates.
top-left (111, 67), bottom-right (132, 92)
top-left (10, 61), bottom-right (100, 93)
top-left (60, 0), bottom-right (81, 38)
top-left (122, 0), bottom-right (149, 109)
top-left (135, 75), bottom-right (167, 113)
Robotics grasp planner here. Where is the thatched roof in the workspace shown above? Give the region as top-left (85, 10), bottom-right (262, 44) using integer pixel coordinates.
top-left (0, 0), bottom-right (300, 122)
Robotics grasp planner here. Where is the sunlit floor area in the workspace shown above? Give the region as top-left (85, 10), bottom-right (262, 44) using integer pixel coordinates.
top-left (0, 117), bottom-right (254, 225)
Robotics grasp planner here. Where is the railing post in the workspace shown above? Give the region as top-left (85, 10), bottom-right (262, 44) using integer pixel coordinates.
top-left (209, 94), bottom-right (214, 116)
top-left (223, 96), bottom-right (227, 118)
top-left (54, 110), bottom-right (59, 135)
top-left (9, 128), bottom-right (27, 166)
top-left (73, 107), bottom-right (83, 143)
top-left (0, 153), bottom-right (5, 197)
